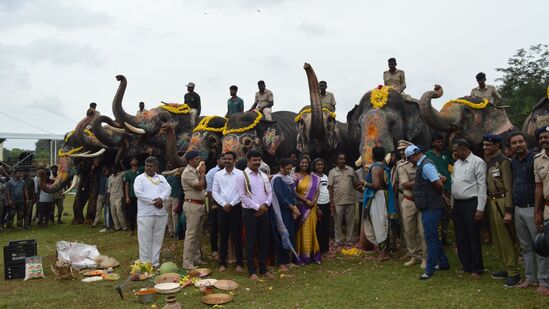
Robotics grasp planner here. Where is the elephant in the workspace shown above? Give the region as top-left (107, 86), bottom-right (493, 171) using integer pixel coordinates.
top-left (111, 75), bottom-right (194, 151)
top-left (347, 85), bottom-right (432, 165)
top-left (522, 87), bottom-right (549, 145)
top-left (419, 85), bottom-right (517, 152)
top-left (221, 110), bottom-right (298, 168)
top-left (296, 63), bottom-right (358, 167)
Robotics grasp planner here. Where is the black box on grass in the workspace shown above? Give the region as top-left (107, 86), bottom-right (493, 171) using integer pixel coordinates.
top-left (3, 239), bottom-right (38, 280)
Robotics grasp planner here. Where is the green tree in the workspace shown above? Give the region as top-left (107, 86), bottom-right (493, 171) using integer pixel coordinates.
top-left (496, 44), bottom-right (549, 127)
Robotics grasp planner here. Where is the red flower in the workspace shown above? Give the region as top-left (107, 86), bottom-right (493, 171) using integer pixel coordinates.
top-left (377, 85), bottom-right (383, 89)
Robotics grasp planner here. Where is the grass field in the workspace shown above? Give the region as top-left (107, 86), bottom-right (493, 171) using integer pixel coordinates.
top-left (1, 196), bottom-right (549, 308)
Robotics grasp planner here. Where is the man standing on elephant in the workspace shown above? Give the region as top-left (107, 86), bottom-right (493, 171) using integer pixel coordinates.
top-left (483, 134), bottom-right (520, 287)
top-left (226, 85), bottom-right (244, 117)
top-left (425, 134), bottom-right (454, 245)
top-left (184, 82), bottom-right (201, 125)
top-left (509, 132), bottom-right (548, 291)
top-left (383, 58), bottom-right (406, 93)
top-left (533, 126), bottom-right (549, 296)
top-left (396, 140), bottom-right (426, 268)
top-left (470, 72), bottom-right (502, 105)
top-left (451, 139), bottom-right (486, 279)
top-left (181, 150), bottom-right (207, 270)
top-left (319, 81), bottom-right (337, 112)
top-left (250, 80), bottom-right (273, 121)
top-left (134, 156), bottom-right (172, 267)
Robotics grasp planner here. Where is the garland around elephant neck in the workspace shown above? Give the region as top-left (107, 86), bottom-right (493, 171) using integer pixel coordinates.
top-left (294, 107), bottom-right (336, 122)
top-left (159, 103), bottom-right (191, 114)
top-left (58, 146), bottom-right (83, 157)
top-left (223, 111), bottom-right (263, 135)
top-left (443, 98), bottom-right (489, 110)
top-left (193, 116), bottom-right (226, 133)
top-left (370, 85), bottom-right (391, 109)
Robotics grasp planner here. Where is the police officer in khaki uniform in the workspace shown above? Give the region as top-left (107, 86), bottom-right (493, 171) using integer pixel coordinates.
top-left (181, 150), bottom-right (207, 270)
top-left (250, 80), bottom-right (274, 121)
top-left (383, 58), bottom-right (406, 93)
top-left (533, 126), bottom-right (549, 296)
top-left (395, 140), bottom-right (426, 267)
top-left (483, 134), bottom-right (520, 287)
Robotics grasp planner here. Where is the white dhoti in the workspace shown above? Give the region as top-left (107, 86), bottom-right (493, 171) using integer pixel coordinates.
top-left (137, 215), bottom-right (168, 267)
top-left (363, 190), bottom-right (388, 246)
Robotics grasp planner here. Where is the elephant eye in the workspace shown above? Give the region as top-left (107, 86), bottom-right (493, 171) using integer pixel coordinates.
top-left (242, 137), bottom-right (253, 146)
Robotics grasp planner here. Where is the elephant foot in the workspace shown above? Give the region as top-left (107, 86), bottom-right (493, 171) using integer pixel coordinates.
top-left (83, 219), bottom-right (94, 225)
top-left (72, 218), bottom-right (85, 225)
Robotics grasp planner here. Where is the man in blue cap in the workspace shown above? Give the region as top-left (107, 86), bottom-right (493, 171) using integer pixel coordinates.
top-left (181, 150), bottom-right (207, 270)
top-left (533, 126), bottom-right (549, 296)
top-left (483, 133), bottom-right (520, 287)
top-left (405, 145), bottom-right (449, 280)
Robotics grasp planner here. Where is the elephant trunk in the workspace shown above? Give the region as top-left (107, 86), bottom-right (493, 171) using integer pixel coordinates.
top-left (360, 110), bottom-right (394, 165)
top-left (304, 63), bottom-right (325, 140)
top-left (419, 85), bottom-right (455, 131)
top-left (164, 124), bottom-right (187, 168)
top-left (38, 156), bottom-right (72, 193)
top-left (112, 75), bottom-right (145, 135)
top-left (91, 115), bottom-right (125, 147)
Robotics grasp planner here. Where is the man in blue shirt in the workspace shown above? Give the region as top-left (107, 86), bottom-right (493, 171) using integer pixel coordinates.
top-left (206, 155), bottom-right (224, 259)
top-left (405, 145), bottom-right (449, 280)
top-left (6, 169), bottom-right (28, 229)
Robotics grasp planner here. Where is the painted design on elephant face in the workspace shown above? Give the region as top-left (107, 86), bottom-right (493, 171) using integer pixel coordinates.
top-left (360, 110), bottom-right (389, 165)
top-left (188, 132), bottom-right (202, 151)
top-left (263, 127), bottom-right (281, 156)
top-left (222, 134), bottom-right (240, 154)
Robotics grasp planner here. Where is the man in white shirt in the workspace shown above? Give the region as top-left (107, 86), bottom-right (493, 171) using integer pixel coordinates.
top-left (451, 139), bottom-right (487, 278)
top-left (133, 156), bottom-right (172, 267)
top-left (212, 151), bottom-right (244, 272)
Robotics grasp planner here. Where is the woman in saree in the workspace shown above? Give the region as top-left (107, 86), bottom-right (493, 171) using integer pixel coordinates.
top-left (294, 156), bottom-right (321, 264)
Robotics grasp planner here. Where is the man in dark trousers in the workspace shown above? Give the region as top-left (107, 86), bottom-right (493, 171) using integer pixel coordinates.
top-left (405, 145), bottom-right (449, 280)
top-left (451, 139), bottom-right (487, 279)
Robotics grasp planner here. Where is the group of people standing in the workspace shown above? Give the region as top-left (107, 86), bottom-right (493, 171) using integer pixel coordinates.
top-left (0, 165), bottom-right (64, 232)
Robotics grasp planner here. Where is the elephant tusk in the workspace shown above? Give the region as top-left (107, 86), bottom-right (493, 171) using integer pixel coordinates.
top-left (70, 148), bottom-right (106, 158)
top-left (106, 124), bottom-right (127, 134)
top-left (67, 150), bottom-right (90, 157)
top-left (124, 122), bottom-right (146, 135)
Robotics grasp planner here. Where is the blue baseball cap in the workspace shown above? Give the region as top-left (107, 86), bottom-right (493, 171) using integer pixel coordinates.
top-left (404, 145), bottom-right (421, 158)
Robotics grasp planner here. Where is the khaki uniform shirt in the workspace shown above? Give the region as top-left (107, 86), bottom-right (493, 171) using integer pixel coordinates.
top-left (383, 69), bottom-right (406, 92)
top-left (328, 165), bottom-right (359, 205)
top-left (470, 85), bottom-right (502, 104)
top-left (107, 173), bottom-right (124, 199)
top-left (181, 165), bottom-right (205, 201)
top-left (396, 160), bottom-right (416, 198)
top-left (486, 154), bottom-right (513, 213)
top-left (533, 150), bottom-right (549, 220)
top-left (320, 92), bottom-right (336, 110)
top-left (254, 89), bottom-right (274, 108)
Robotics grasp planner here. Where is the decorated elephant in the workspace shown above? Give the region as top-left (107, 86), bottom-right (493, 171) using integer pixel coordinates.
top-left (419, 85), bottom-right (517, 152)
top-left (522, 86), bottom-right (549, 145)
top-left (295, 63), bottom-right (359, 167)
top-left (221, 110), bottom-right (298, 168)
top-left (347, 85), bottom-right (432, 165)
top-left (111, 75), bottom-right (194, 152)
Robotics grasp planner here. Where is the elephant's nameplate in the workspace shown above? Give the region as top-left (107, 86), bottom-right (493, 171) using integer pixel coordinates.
top-left (536, 114), bottom-right (549, 128)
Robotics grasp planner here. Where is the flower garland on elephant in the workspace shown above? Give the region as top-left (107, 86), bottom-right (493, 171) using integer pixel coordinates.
top-left (443, 97), bottom-right (489, 110)
top-left (223, 111), bottom-right (263, 135)
top-left (294, 107), bottom-right (336, 122)
top-left (158, 103), bottom-right (191, 114)
top-left (370, 85), bottom-right (392, 109)
top-left (193, 116), bottom-right (226, 133)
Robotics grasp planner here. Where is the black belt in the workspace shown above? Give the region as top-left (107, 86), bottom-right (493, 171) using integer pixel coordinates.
top-left (514, 203), bottom-right (534, 208)
top-left (488, 192), bottom-right (506, 199)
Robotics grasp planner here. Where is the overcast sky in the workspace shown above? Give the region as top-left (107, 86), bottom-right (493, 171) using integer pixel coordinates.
top-left (1, 0), bottom-right (547, 150)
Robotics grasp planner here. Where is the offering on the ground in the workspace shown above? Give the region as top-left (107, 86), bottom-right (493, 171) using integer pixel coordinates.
top-left (158, 261), bottom-right (179, 275)
top-left (102, 273), bottom-right (120, 280)
top-left (155, 272), bottom-right (181, 284)
top-left (201, 293), bottom-right (233, 305)
top-left (94, 255), bottom-right (120, 268)
top-left (81, 276), bottom-right (103, 282)
top-left (195, 278), bottom-right (217, 288)
top-left (83, 270), bottom-right (103, 276)
top-left (341, 247), bottom-right (361, 256)
top-left (188, 268), bottom-right (212, 278)
top-left (24, 256), bottom-right (45, 281)
top-left (179, 275), bottom-right (199, 287)
top-left (135, 288), bottom-right (157, 304)
top-left (213, 279), bottom-right (239, 291)
top-left (154, 282), bottom-right (182, 294)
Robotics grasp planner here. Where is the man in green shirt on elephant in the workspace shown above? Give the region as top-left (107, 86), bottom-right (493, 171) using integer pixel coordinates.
top-left (226, 85), bottom-right (244, 117)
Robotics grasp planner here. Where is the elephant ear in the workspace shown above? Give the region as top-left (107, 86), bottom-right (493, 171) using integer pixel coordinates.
top-left (346, 104), bottom-right (362, 139)
top-left (402, 100), bottom-right (427, 141)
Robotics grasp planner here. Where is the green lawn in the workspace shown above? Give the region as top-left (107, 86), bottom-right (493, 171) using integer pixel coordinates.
top-left (1, 196), bottom-right (548, 308)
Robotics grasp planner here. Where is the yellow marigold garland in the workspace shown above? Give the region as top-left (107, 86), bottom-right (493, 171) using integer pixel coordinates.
top-left (193, 116), bottom-right (226, 133)
top-left (158, 103), bottom-right (191, 114)
top-left (370, 86), bottom-right (391, 109)
top-left (294, 107), bottom-right (336, 122)
top-left (443, 98), bottom-right (489, 110)
top-left (64, 130), bottom-right (75, 142)
top-left (58, 146), bottom-right (83, 157)
top-left (223, 111), bottom-right (263, 135)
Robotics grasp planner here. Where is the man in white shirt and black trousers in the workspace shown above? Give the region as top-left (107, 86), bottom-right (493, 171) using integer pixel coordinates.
top-left (134, 156), bottom-right (171, 267)
top-left (451, 139), bottom-right (487, 279)
top-left (212, 151), bottom-right (244, 273)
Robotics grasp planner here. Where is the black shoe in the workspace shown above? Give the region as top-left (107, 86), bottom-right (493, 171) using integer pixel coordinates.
top-left (419, 273), bottom-right (432, 280)
top-left (504, 275), bottom-right (521, 288)
top-left (491, 271), bottom-right (508, 280)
